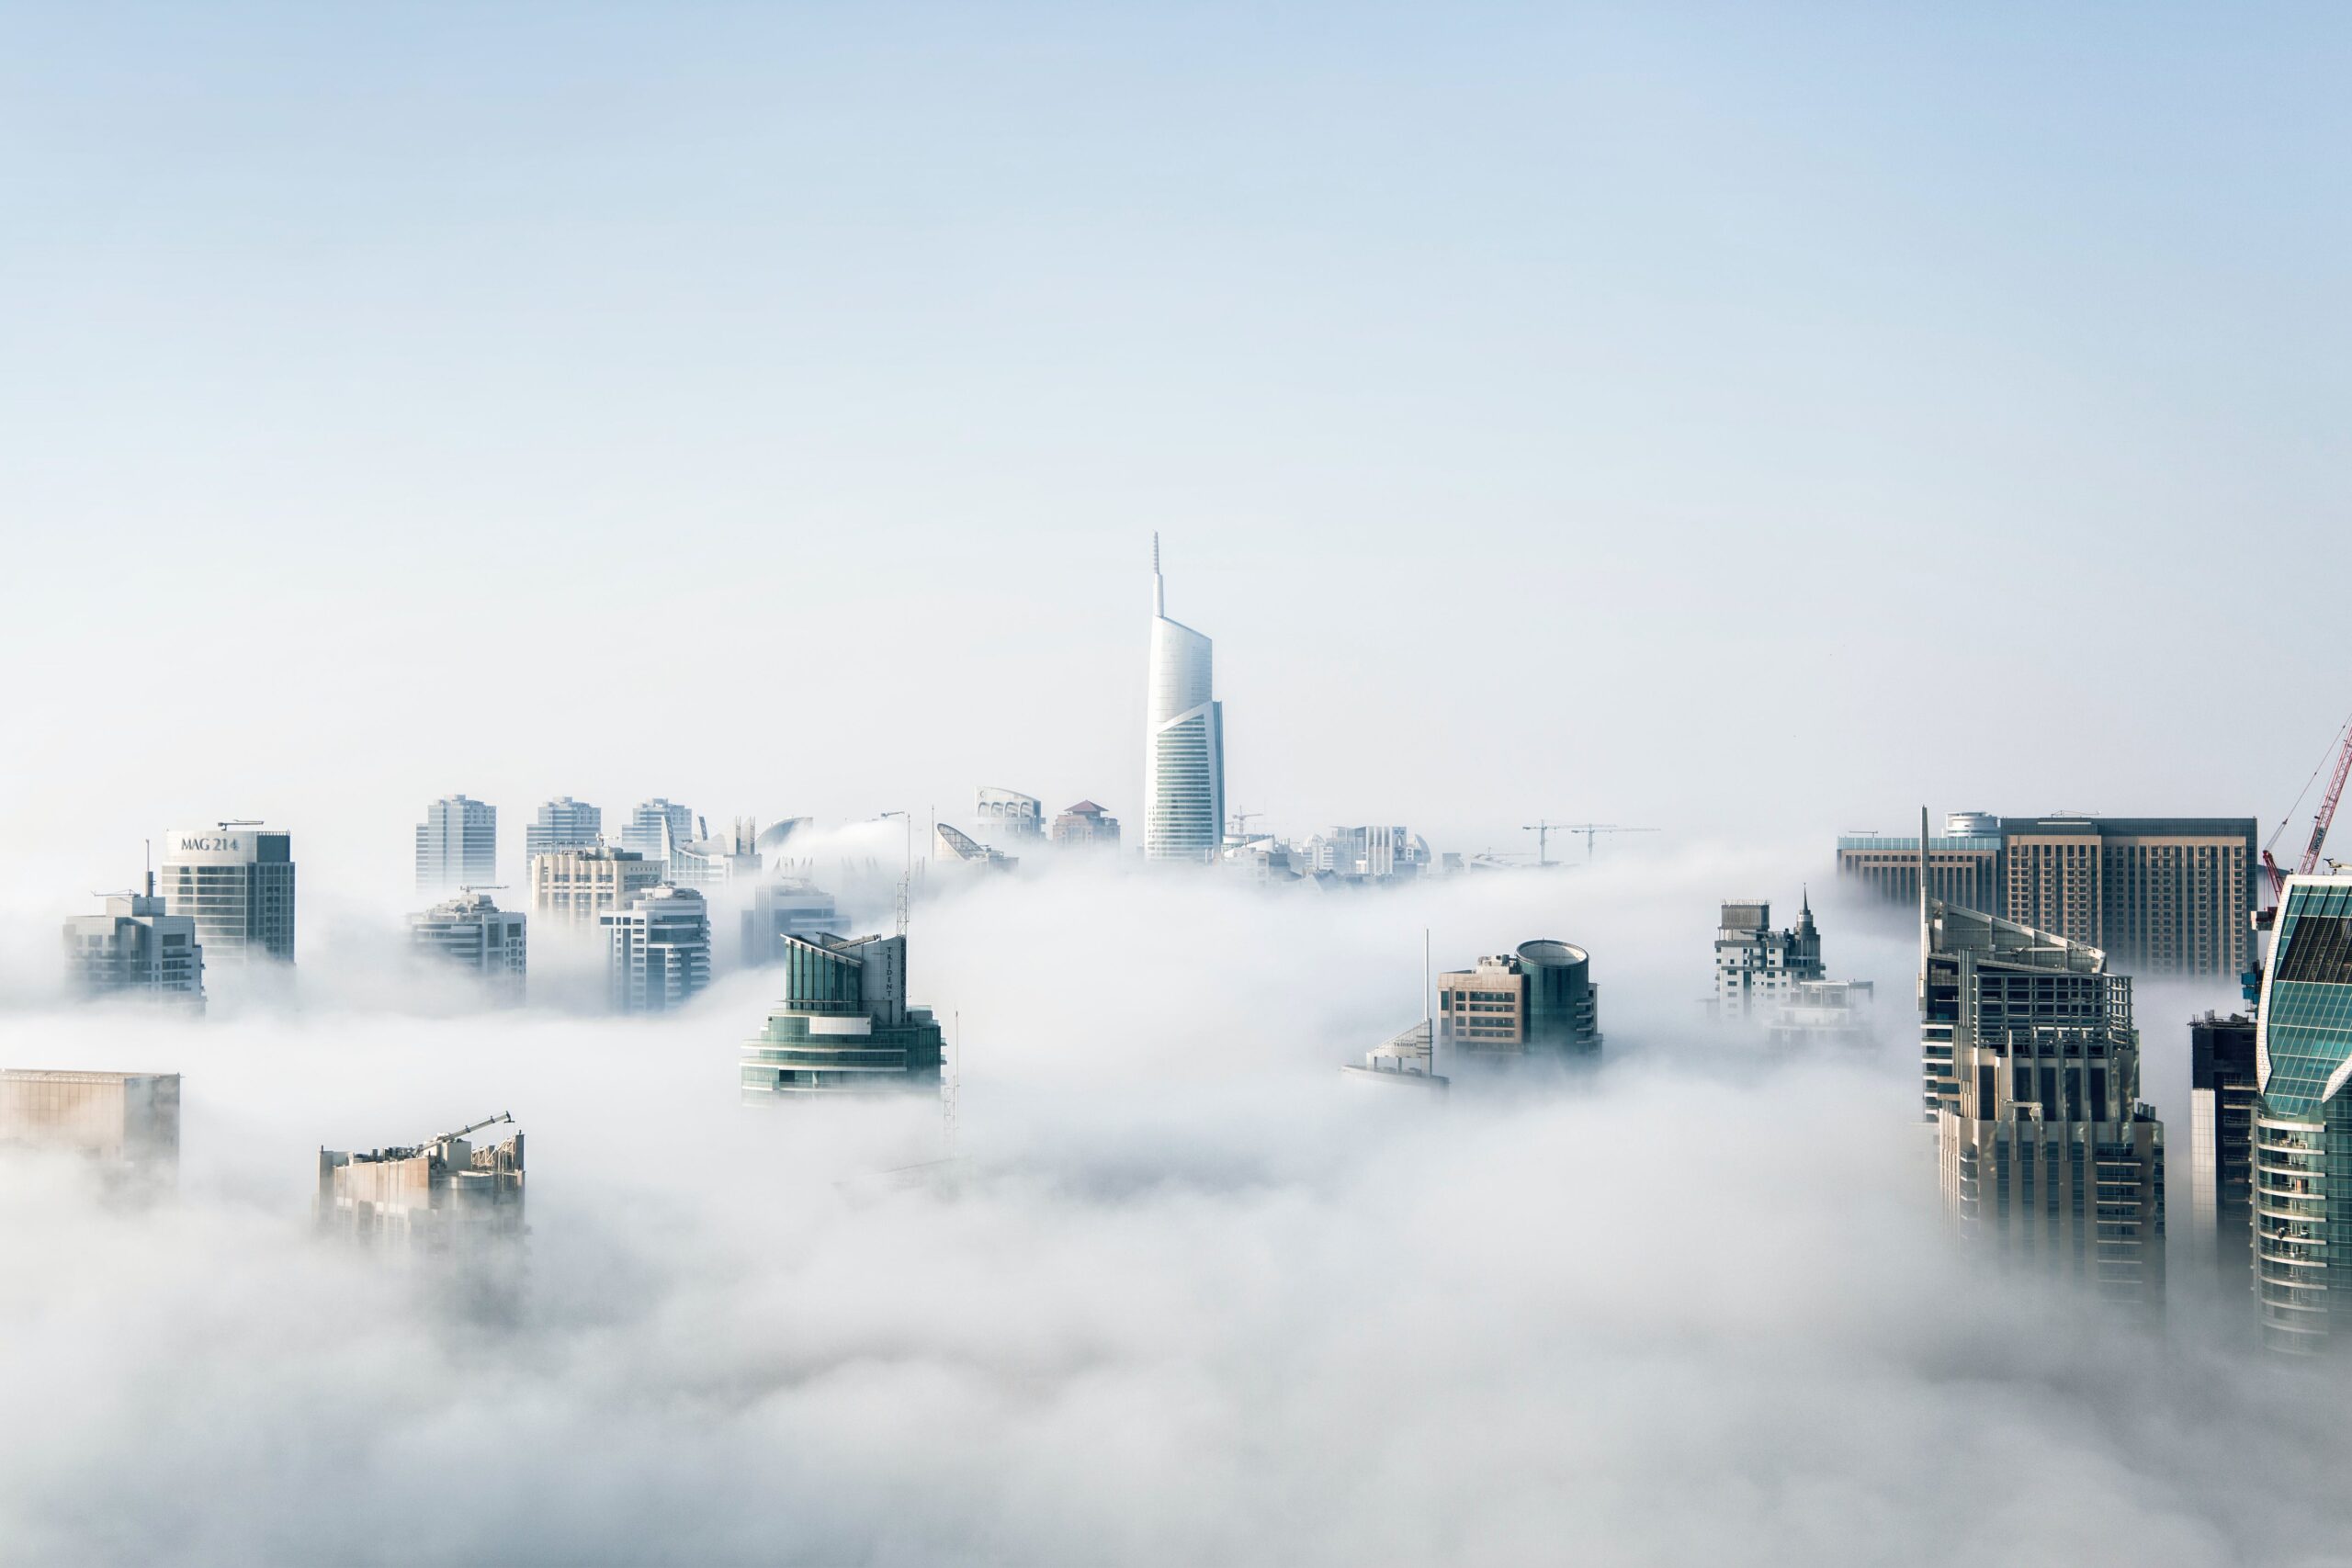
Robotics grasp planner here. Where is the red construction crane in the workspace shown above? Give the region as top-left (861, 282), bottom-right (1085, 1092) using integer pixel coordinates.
top-left (2266, 714), bottom-right (2352, 900)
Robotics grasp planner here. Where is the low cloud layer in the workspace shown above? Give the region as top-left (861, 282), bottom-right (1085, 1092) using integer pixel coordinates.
top-left (5, 853), bottom-right (2347, 1566)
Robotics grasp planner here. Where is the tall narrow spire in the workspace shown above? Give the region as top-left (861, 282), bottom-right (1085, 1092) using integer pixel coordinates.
top-left (1152, 532), bottom-right (1165, 617)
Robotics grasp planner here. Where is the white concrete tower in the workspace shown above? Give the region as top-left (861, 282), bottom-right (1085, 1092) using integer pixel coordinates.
top-left (1144, 535), bottom-right (1225, 863)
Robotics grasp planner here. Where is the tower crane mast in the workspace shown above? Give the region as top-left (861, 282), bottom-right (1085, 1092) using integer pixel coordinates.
top-left (2267, 714), bottom-right (2352, 900)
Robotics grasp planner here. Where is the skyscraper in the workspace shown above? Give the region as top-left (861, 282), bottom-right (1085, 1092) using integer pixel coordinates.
top-left (529, 845), bottom-right (663, 929)
top-left (2187, 1011), bottom-right (2258, 1297)
top-left (1436, 941), bottom-right (1601, 1066)
top-left (63, 874), bottom-right (203, 1007)
top-left (741, 879), bottom-right (843, 966)
top-left (1049, 799), bottom-right (1121, 849)
top-left (621, 799), bottom-right (696, 862)
top-left (410, 891), bottom-right (527, 997)
top-left (524, 796), bottom-right (602, 860)
top-left (1920, 812), bottom-right (2165, 1306)
top-left (1838, 814), bottom-right (2257, 977)
top-left (1143, 536), bottom-right (1224, 863)
top-left (740, 931), bottom-right (946, 1099)
top-left (415, 795), bottom-right (497, 894)
top-left (1711, 895), bottom-right (1824, 1021)
top-left (602, 885), bottom-right (711, 1013)
top-left (2249, 874), bottom-right (2352, 1354)
top-left (160, 825), bottom-right (296, 964)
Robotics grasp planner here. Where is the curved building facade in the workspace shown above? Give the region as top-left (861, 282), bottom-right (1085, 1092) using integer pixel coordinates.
top-left (2252, 874), bottom-right (2352, 1354)
top-left (1144, 537), bottom-right (1225, 863)
top-left (1516, 940), bottom-right (1601, 1054)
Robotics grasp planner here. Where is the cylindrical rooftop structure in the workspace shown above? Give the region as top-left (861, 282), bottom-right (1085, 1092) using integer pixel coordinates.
top-left (1516, 940), bottom-right (1599, 1054)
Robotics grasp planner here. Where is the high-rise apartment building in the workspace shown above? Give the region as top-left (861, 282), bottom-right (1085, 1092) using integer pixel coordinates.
top-left (1839, 814), bottom-right (2256, 977)
top-left (160, 825), bottom-right (296, 963)
top-left (318, 1113), bottom-right (525, 1249)
top-left (1050, 800), bottom-right (1121, 849)
top-left (2187, 1012), bottom-right (2257, 1297)
top-left (63, 874), bottom-right (203, 1006)
top-left (1838, 818), bottom-right (2003, 909)
top-left (410, 891), bottom-right (527, 997)
top-left (414, 795), bottom-right (497, 894)
top-left (1711, 895), bottom-right (1824, 1021)
top-left (1144, 537), bottom-right (1224, 863)
top-left (602, 885), bottom-right (711, 1013)
top-left (2249, 874), bottom-right (2352, 1354)
top-left (740, 931), bottom-right (945, 1099)
top-left (977, 787), bottom-right (1043, 845)
top-left (1437, 941), bottom-right (1601, 1066)
top-left (524, 796), bottom-right (602, 860)
top-left (0, 1069), bottom-right (181, 1181)
top-left (529, 845), bottom-right (663, 929)
top-left (621, 799), bottom-right (696, 862)
top-left (741, 879), bottom-right (842, 966)
top-left (1920, 814), bottom-right (2165, 1306)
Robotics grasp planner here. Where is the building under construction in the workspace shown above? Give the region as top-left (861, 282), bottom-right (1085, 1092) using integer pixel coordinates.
top-left (318, 1113), bottom-right (525, 1250)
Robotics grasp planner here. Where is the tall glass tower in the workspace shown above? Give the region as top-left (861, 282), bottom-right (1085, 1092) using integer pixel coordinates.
top-left (1143, 536), bottom-right (1224, 863)
top-left (2251, 874), bottom-right (2352, 1354)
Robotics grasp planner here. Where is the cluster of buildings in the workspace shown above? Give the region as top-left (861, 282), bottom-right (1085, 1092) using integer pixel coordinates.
top-left (1706, 892), bottom-right (1875, 1047)
top-left (3, 1066), bottom-right (529, 1267)
top-left (63, 826), bottom-right (299, 1009)
top-left (1903, 803), bottom-right (2352, 1356)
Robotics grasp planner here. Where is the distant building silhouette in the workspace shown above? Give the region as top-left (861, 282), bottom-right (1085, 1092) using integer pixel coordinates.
top-left (411, 890), bottom-right (527, 998)
top-left (415, 795), bottom-right (496, 895)
top-left (1050, 800), bottom-right (1120, 850)
top-left (1144, 537), bottom-right (1223, 863)
top-left (524, 796), bottom-right (602, 861)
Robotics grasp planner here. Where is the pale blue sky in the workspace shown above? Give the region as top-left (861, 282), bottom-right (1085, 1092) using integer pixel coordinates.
top-left (3, 3), bottom-right (2344, 886)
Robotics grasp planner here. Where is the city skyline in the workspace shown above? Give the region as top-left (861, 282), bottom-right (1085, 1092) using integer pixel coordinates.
top-left (2, 3), bottom-right (2346, 1561)
top-left (4, 6), bottom-right (2342, 908)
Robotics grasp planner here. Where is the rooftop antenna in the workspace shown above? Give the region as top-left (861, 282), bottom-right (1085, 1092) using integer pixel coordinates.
top-left (880, 810), bottom-right (912, 937)
top-left (1152, 532), bottom-right (1165, 617)
top-left (143, 838), bottom-right (153, 898)
top-left (1422, 927), bottom-right (1434, 1077)
top-left (944, 1010), bottom-right (961, 1157)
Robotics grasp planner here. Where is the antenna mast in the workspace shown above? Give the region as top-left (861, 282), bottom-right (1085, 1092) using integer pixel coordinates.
top-left (944, 1010), bottom-right (961, 1157)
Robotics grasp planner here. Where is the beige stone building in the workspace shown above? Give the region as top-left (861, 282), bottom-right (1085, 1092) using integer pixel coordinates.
top-left (0, 1069), bottom-right (181, 1182)
top-left (528, 845), bottom-right (662, 929)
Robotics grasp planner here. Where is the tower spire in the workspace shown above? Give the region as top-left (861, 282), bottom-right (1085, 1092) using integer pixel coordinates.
top-left (1152, 532), bottom-right (1165, 617)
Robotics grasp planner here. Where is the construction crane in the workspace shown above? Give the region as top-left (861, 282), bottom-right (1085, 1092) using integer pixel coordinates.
top-left (432, 1112), bottom-right (513, 1145)
top-left (2266, 711), bottom-right (2352, 900)
top-left (1522, 820), bottom-right (1658, 867)
top-left (1228, 810), bottom-right (1262, 839)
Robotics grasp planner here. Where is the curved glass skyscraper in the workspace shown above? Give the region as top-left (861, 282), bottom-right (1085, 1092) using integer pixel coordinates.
top-left (2252, 874), bottom-right (2352, 1354)
top-left (1144, 536), bottom-right (1225, 863)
